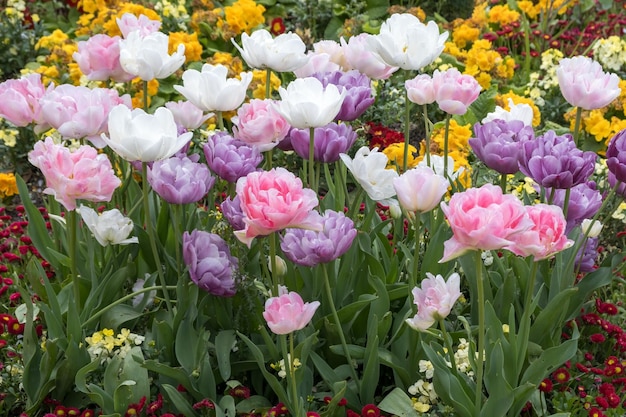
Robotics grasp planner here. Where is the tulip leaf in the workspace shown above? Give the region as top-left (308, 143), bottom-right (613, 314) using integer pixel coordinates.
top-left (100, 304), bottom-right (144, 330)
top-left (216, 329), bottom-right (236, 381)
top-left (378, 388), bottom-right (418, 417)
top-left (529, 288), bottom-right (577, 346)
top-left (162, 383), bottom-right (200, 417)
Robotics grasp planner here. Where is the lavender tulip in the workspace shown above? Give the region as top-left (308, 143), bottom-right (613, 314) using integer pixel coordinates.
top-left (608, 171), bottom-right (626, 198)
top-left (148, 153), bottom-right (214, 204)
top-left (605, 128), bottom-right (626, 183)
top-left (281, 210), bottom-right (357, 267)
top-left (220, 195), bottom-right (245, 231)
top-left (575, 236), bottom-right (599, 273)
top-left (469, 119), bottom-right (534, 174)
top-left (548, 181), bottom-right (602, 233)
top-left (519, 130), bottom-right (596, 189)
top-left (182, 230), bottom-right (238, 297)
top-left (290, 123), bottom-right (357, 163)
top-left (203, 131), bottom-right (263, 183)
top-left (311, 70), bottom-right (375, 121)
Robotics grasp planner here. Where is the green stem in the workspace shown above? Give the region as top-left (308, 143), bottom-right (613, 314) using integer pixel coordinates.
top-left (517, 260), bottom-right (539, 367)
top-left (68, 209), bottom-right (81, 314)
top-left (347, 186), bottom-right (365, 220)
top-left (439, 318), bottom-right (457, 374)
top-left (309, 127), bottom-right (316, 191)
top-left (403, 73), bottom-right (412, 172)
top-left (266, 68), bottom-right (272, 99)
top-left (443, 115), bottom-right (451, 181)
top-left (142, 162), bottom-right (173, 313)
top-left (279, 334), bottom-right (300, 417)
top-left (216, 111), bottom-right (224, 131)
top-left (322, 263), bottom-right (360, 391)
top-left (410, 214), bottom-right (422, 292)
top-left (573, 106), bottom-right (583, 149)
top-left (422, 104), bottom-right (431, 167)
top-left (474, 251), bottom-right (485, 412)
top-left (289, 333), bottom-right (303, 417)
top-left (500, 173), bottom-right (507, 194)
top-left (269, 232), bottom-right (280, 294)
top-left (143, 80), bottom-right (149, 112)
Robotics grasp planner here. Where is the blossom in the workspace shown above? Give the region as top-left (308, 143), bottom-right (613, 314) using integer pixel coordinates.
top-left (290, 123), bottom-right (357, 163)
top-left (311, 70), bottom-right (375, 122)
top-left (0, 73), bottom-right (47, 127)
top-left (263, 290), bottom-right (320, 334)
top-left (164, 101), bottom-right (212, 130)
top-left (294, 52), bottom-right (342, 78)
top-left (393, 165), bottom-right (449, 215)
top-left (550, 182), bottom-right (603, 233)
top-left (203, 131), bottom-right (263, 183)
top-left (469, 119), bottom-right (534, 174)
top-left (234, 167), bottom-right (322, 247)
top-left (508, 204), bottom-right (573, 260)
top-left (519, 130), bottom-right (597, 189)
top-left (148, 153), bottom-right (214, 204)
top-left (281, 210), bottom-right (357, 266)
top-left (78, 205), bottom-right (138, 246)
top-left (406, 273), bottom-right (461, 331)
top-left (101, 105), bottom-right (192, 162)
top-left (556, 56), bottom-right (621, 110)
top-left (231, 99), bottom-right (291, 152)
top-left (174, 64), bottom-right (253, 112)
top-left (440, 184), bottom-right (533, 262)
top-left (39, 85), bottom-right (132, 148)
top-left (341, 34), bottom-right (398, 80)
top-left (367, 13), bottom-right (448, 71)
top-left (605, 129), bottom-right (626, 183)
top-left (220, 195), bottom-right (245, 231)
top-left (231, 29), bottom-right (308, 72)
top-left (274, 77), bottom-right (345, 129)
top-left (182, 230), bottom-right (238, 297)
top-left (72, 34), bottom-right (134, 82)
top-left (482, 98), bottom-right (534, 126)
top-left (116, 13), bottom-right (161, 38)
top-left (28, 137), bottom-right (121, 211)
top-left (119, 30), bottom-right (185, 81)
top-left (432, 68), bottom-right (482, 115)
top-left (405, 74), bottom-right (435, 105)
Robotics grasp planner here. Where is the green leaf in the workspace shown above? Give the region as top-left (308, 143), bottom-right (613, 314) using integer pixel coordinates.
top-left (360, 318), bottom-right (379, 403)
top-left (235, 396), bottom-right (273, 413)
top-left (530, 288), bottom-right (577, 346)
top-left (377, 388), bottom-right (418, 417)
top-left (216, 330), bottom-right (236, 381)
top-left (100, 304), bottom-right (144, 330)
top-left (162, 384), bottom-right (200, 417)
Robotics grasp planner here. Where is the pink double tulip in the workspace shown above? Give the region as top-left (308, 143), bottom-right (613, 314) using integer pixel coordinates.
top-left (0, 73), bottom-right (48, 127)
top-left (405, 74), bottom-right (436, 106)
top-left (431, 68), bottom-right (482, 115)
top-left (263, 289), bottom-right (320, 334)
top-left (234, 168), bottom-right (322, 247)
top-left (393, 165), bottom-right (449, 215)
top-left (341, 34), bottom-right (398, 80)
top-left (440, 184), bottom-right (533, 262)
top-left (73, 34), bottom-right (135, 82)
top-left (116, 13), bottom-right (162, 38)
top-left (557, 56), bottom-right (620, 110)
top-left (232, 99), bottom-right (291, 152)
top-left (28, 137), bottom-right (121, 211)
top-left (406, 272), bottom-right (461, 331)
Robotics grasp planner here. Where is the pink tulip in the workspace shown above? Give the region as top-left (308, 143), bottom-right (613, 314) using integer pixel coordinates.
top-left (165, 100), bottom-right (212, 130)
top-left (294, 52), bottom-right (341, 78)
top-left (393, 165), bottom-right (449, 215)
top-left (0, 73), bottom-right (47, 127)
top-left (39, 85), bottom-right (132, 148)
top-left (440, 184), bottom-right (533, 262)
top-left (405, 73), bottom-right (436, 106)
top-left (234, 167), bottom-right (322, 247)
top-left (341, 34), bottom-right (398, 80)
top-left (557, 56), bottom-right (621, 110)
top-left (232, 99), bottom-right (291, 152)
top-left (432, 68), bottom-right (481, 115)
top-left (508, 204), bottom-right (574, 260)
top-left (116, 13), bottom-right (161, 38)
top-left (28, 137), bottom-right (121, 211)
top-left (263, 290), bottom-right (320, 334)
top-left (73, 34), bottom-right (135, 82)
top-left (406, 272), bottom-right (461, 331)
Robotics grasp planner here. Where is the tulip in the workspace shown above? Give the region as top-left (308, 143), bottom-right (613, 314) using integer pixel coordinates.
top-left (281, 210), bottom-right (357, 267)
top-left (605, 129), bottom-right (626, 183)
top-left (203, 131), bottom-right (263, 183)
top-left (482, 98), bottom-right (534, 126)
top-left (231, 29), bottom-right (308, 72)
top-left (73, 34), bottom-right (135, 82)
top-left (182, 230), bottom-right (238, 297)
top-left (148, 153), bottom-right (214, 204)
top-left (116, 13), bottom-right (161, 38)
top-left (406, 273), bottom-right (461, 331)
top-left (101, 105), bottom-right (192, 162)
top-left (548, 182), bottom-right (602, 233)
top-left (341, 34), bottom-right (398, 80)
top-left (432, 68), bottom-right (482, 115)
top-left (294, 52), bottom-right (342, 78)
top-left (174, 64), bottom-right (253, 113)
top-left (119, 30), bottom-right (185, 81)
top-left (274, 77), bottom-right (345, 129)
top-left (231, 99), bottom-right (291, 152)
top-left (393, 166), bottom-right (449, 214)
top-left (164, 100), bottom-right (212, 130)
top-left (557, 56), bottom-right (621, 110)
top-left (311, 70), bottom-right (375, 121)
top-left (0, 73), bottom-right (47, 127)
top-left (220, 195), bottom-right (245, 231)
top-left (575, 237), bottom-right (599, 273)
top-left (417, 155), bottom-right (465, 183)
top-left (340, 146), bottom-right (398, 203)
top-left (78, 205), bottom-right (138, 246)
top-left (290, 123), bottom-right (357, 163)
top-left (405, 74), bottom-right (435, 105)
top-left (263, 290), bottom-right (320, 334)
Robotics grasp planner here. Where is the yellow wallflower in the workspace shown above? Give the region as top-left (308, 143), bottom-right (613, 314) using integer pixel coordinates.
top-left (35, 29), bottom-right (69, 50)
top-left (209, 52), bottom-right (244, 77)
top-left (132, 79), bottom-right (160, 109)
top-left (583, 110), bottom-right (612, 142)
top-left (444, 41), bottom-right (467, 61)
top-left (487, 4), bottom-right (520, 27)
top-left (475, 72), bottom-right (492, 90)
top-left (452, 23), bottom-right (480, 49)
top-left (517, 1), bottom-right (539, 19)
top-left (470, 1), bottom-right (488, 27)
top-left (218, 0), bottom-right (265, 36)
top-left (169, 31), bottom-right (203, 63)
top-left (0, 128), bottom-right (18, 148)
top-left (497, 91), bottom-right (541, 127)
top-left (78, 0), bottom-right (108, 15)
top-left (383, 143), bottom-right (419, 171)
top-left (495, 57), bottom-right (516, 79)
top-left (0, 173), bottom-right (18, 198)
top-left (250, 69), bottom-right (281, 99)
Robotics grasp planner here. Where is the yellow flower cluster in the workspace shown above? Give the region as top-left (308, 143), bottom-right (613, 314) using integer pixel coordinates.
top-left (487, 4), bottom-right (520, 27)
top-left (383, 143), bottom-right (419, 171)
top-left (452, 23), bottom-right (481, 49)
top-left (209, 52), bottom-right (244, 77)
top-left (591, 36), bottom-right (626, 72)
top-left (131, 79), bottom-right (160, 109)
top-left (0, 173), bottom-right (18, 198)
top-left (447, 38), bottom-right (515, 89)
top-left (77, 1), bottom-right (160, 37)
top-left (34, 29), bottom-right (80, 85)
top-left (425, 120), bottom-right (473, 171)
top-left (249, 69), bottom-right (281, 100)
top-left (215, 0), bottom-right (265, 36)
top-left (517, 0), bottom-right (572, 19)
top-left (0, 127), bottom-right (18, 148)
top-left (169, 31), bottom-right (203, 63)
top-left (85, 328), bottom-right (145, 361)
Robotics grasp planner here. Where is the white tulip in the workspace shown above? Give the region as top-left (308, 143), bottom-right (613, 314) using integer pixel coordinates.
top-left (232, 29), bottom-right (308, 72)
top-left (78, 205), bottom-right (138, 246)
top-left (340, 146), bottom-right (398, 202)
top-left (119, 30), bottom-right (185, 81)
top-left (482, 98), bottom-right (534, 126)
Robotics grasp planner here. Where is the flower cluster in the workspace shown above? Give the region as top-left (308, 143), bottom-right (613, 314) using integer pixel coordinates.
top-left (84, 328), bottom-right (145, 362)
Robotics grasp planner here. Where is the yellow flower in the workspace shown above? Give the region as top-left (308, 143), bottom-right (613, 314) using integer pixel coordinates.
top-left (169, 31), bottom-right (203, 63)
top-left (412, 401), bottom-right (430, 413)
top-left (383, 143), bottom-right (418, 171)
top-left (487, 4), bottom-right (520, 27)
top-left (497, 91), bottom-right (541, 127)
top-left (517, 1), bottom-right (539, 19)
top-left (584, 110), bottom-right (612, 142)
top-left (209, 52), bottom-right (244, 78)
top-left (452, 23), bottom-right (480, 49)
top-left (219, 0), bottom-right (265, 36)
top-left (250, 69), bottom-right (281, 99)
top-left (132, 79), bottom-right (160, 109)
top-left (35, 29), bottom-right (69, 50)
top-left (101, 3), bottom-right (161, 37)
top-left (0, 173), bottom-right (18, 198)
top-left (0, 128), bottom-right (18, 148)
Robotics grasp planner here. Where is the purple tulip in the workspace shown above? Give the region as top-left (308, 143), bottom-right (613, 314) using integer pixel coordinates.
top-left (519, 130), bottom-right (596, 189)
top-left (148, 153), bottom-right (214, 204)
top-left (606, 128), bottom-right (626, 184)
top-left (608, 171), bottom-right (626, 197)
top-left (182, 230), bottom-right (238, 297)
top-left (548, 181), bottom-right (602, 233)
top-left (575, 236), bottom-right (599, 273)
top-left (280, 210), bottom-right (357, 267)
top-left (220, 195), bottom-right (245, 231)
top-left (203, 131), bottom-right (263, 183)
top-left (469, 119), bottom-right (534, 174)
top-left (290, 123), bottom-right (358, 163)
top-left (311, 70), bottom-right (375, 121)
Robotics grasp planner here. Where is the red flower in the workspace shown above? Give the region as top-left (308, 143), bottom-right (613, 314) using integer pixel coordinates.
top-left (230, 385), bottom-right (251, 399)
top-left (306, 413), bottom-right (320, 417)
top-left (552, 367), bottom-right (570, 384)
top-left (7, 318), bottom-right (24, 335)
top-left (270, 17), bottom-right (285, 36)
top-left (596, 396), bottom-right (609, 409)
top-left (590, 333), bottom-right (606, 343)
top-left (80, 410), bottom-right (95, 417)
top-left (346, 410), bottom-right (360, 417)
top-left (125, 396), bottom-right (146, 417)
top-left (361, 404), bottom-right (380, 417)
top-left (146, 393), bottom-right (163, 414)
top-left (54, 406), bottom-right (68, 417)
top-left (192, 399), bottom-right (215, 410)
top-left (539, 378), bottom-right (553, 393)
top-left (588, 407), bottom-right (606, 417)
top-left (606, 392), bottom-right (621, 408)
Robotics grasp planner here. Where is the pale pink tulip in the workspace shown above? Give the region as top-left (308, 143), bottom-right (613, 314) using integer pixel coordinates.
top-left (232, 99), bottom-right (291, 152)
top-left (432, 68), bottom-right (481, 115)
top-left (263, 290), bottom-right (320, 334)
top-left (73, 34), bottom-right (135, 82)
top-left (508, 204), bottom-right (574, 260)
top-left (28, 137), bottom-right (121, 211)
top-left (440, 184), bottom-right (533, 262)
top-left (393, 165), bottom-right (449, 215)
top-left (557, 56), bottom-right (621, 110)
top-left (39, 84), bottom-right (132, 148)
top-left (406, 272), bottom-right (461, 331)
top-left (165, 100), bottom-right (212, 130)
top-left (0, 73), bottom-right (47, 127)
top-left (405, 74), bottom-right (436, 105)
top-left (116, 13), bottom-right (161, 38)
top-left (234, 167), bottom-right (322, 247)
top-left (341, 34), bottom-right (398, 80)
top-left (294, 52), bottom-right (341, 78)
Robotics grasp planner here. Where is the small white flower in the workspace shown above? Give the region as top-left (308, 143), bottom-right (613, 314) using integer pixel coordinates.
top-left (581, 219), bottom-right (603, 238)
top-left (78, 205), bottom-right (139, 246)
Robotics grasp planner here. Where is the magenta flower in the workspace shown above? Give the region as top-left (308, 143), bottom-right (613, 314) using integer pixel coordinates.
top-left (392, 165), bottom-right (449, 215)
top-left (148, 153), bottom-right (214, 204)
top-left (0, 73), bottom-right (47, 127)
top-left (27, 137), bottom-right (121, 211)
top-left (508, 204), bottom-right (573, 261)
top-left (405, 74), bottom-right (435, 106)
top-left (440, 184), bottom-right (533, 262)
top-left (432, 68), bottom-right (481, 115)
top-left (280, 210), bottom-right (357, 266)
top-left (235, 167), bottom-right (322, 247)
top-left (182, 230), bottom-right (238, 297)
top-left (290, 122), bottom-right (358, 163)
top-left (557, 56), bottom-right (621, 110)
top-left (605, 128), bottom-right (626, 183)
top-left (263, 290), bottom-right (320, 334)
top-left (406, 272), bottom-right (461, 331)
top-left (72, 34), bottom-right (135, 82)
top-left (203, 132), bottom-right (263, 183)
top-left (232, 99), bottom-right (291, 152)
